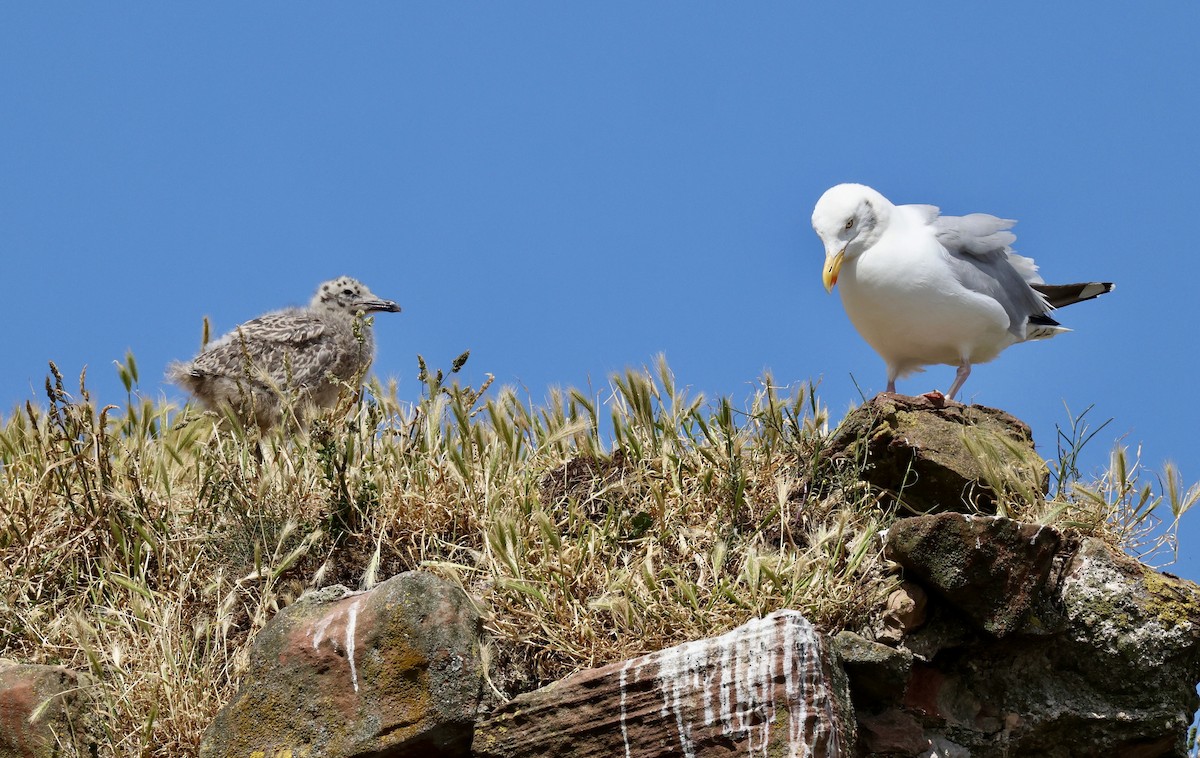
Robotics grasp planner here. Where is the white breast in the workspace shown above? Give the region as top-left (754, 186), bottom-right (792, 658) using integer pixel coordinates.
top-left (838, 219), bottom-right (1017, 378)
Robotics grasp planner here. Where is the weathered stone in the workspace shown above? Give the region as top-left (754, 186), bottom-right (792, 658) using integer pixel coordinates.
top-left (473, 610), bottom-right (853, 757)
top-left (888, 537), bottom-right (1200, 756)
top-left (823, 394), bottom-right (1047, 514)
top-left (896, 601), bottom-right (976, 666)
top-left (877, 581), bottom-right (928, 644)
top-left (856, 708), bottom-right (929, 756)
top-left (0, 661), bottom-right (98, 758)
top-left (884, 514), bottom-right (1060, 637)
top-left (1058, 538), bottom-right (1200, 696)
top-left (830, 631), bottom-right (912, 708)
top-left (199, 570), bottom-right (483, 758)
top-left (920, 735), bottom-right (971, 758)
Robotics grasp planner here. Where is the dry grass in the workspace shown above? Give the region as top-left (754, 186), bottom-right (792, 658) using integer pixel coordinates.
top-left (0, 353), bottom-right (1193, 755)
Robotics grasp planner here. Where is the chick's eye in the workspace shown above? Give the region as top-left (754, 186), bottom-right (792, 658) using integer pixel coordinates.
top-left (343, 289), bottom-right (355, 296)
top-left (844, 218), bottom-right (855, 230)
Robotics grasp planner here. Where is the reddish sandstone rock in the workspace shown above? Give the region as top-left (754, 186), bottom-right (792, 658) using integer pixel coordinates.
top-left (876, 581), bottom-right (928, 644)
top-left (0, 661), bottom-right (97, 758)
top-left (473, 610), bottom-right (853, 757)
top-left (199, 570), bottom-right (483, 758)
top-left (856, 708), bottom-right (929, 755)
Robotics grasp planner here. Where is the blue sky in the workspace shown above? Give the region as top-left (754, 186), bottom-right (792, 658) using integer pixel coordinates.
top-left (3, 6), bottom-right (1199, 577)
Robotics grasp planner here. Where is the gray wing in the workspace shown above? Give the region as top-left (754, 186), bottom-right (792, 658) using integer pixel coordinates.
top-left (933, 212), bottom-right (1052, 337)
top-left (189, 311), bottom-right (336, 389)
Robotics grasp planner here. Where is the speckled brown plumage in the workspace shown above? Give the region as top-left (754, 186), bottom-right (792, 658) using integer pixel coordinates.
top-left (169, 277), bottom-right (401, 428)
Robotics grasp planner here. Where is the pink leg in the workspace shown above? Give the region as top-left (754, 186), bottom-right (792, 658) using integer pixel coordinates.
top-left (946, 362), bottom-right (971, 400)
top-left (886, 378), bottom-right (896, 393)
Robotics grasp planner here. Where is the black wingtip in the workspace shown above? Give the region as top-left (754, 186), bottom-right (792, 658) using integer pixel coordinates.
top-left (1029, 313), bottom-right (1062, 327)
top-left (1031, 282), bottom-right (1115, 309)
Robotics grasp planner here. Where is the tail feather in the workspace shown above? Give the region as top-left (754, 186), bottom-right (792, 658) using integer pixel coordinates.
top-left (1031, 282), bottom-right (1114, 309)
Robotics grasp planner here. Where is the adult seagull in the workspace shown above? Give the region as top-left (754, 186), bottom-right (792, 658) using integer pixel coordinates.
top-left (812, 183), bottom-right (1112, 400)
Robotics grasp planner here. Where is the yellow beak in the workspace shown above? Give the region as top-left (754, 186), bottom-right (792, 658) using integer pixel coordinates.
top-left (822, 248), bottom-right (844, 293)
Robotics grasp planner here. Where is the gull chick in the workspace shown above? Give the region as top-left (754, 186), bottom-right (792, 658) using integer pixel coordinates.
top-left (812, 183), bottom-right (1112, 400)
top-left (169, 276), bottom-right (401, 428)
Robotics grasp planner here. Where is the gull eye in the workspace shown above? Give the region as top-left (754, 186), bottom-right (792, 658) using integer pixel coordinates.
top-left (844, 218), bottom-right (855, 230)
top-left (342, 288), bottom-right (355, 296)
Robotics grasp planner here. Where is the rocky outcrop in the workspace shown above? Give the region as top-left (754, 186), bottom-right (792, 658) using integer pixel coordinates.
top-left (189, 397), bottom-right (1200, 758)
top-left (811, 396), bottom-right (1200, 755)
top-left (198, 571), bottom-right (484, 758)
top-left (163, 398), bottom-right (1199, 757)
top-left (852, 517), bottom-right (1200, 756)
top-left (822, 393), bottom-right (1048, 514)
top-left (473, 609), bottom-right (854, 757)
top-left (0, 662), bottom-right (97, 758)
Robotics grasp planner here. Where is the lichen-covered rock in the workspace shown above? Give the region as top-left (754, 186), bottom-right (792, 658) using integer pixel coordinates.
top-left (473, 610), bottom-right (853, 757)
top-left (0, 661), bottom-right (98, 758)
top-left (823, 394), bottom-right (1047, 514)
top-left (861, 535), bottom-right (1200, 756)
top-left (884, 513), bottom-right (1061, 637)
top-left (1058, 538), bottom-right (1200, 698)
top-left (199, 570), bottom-right (483, 758)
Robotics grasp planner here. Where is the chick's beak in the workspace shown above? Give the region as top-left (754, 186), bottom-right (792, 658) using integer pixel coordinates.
top-left (822, 248), bottom-right (845, 293)
top-left (359, 299), bottom-right (402, 314)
